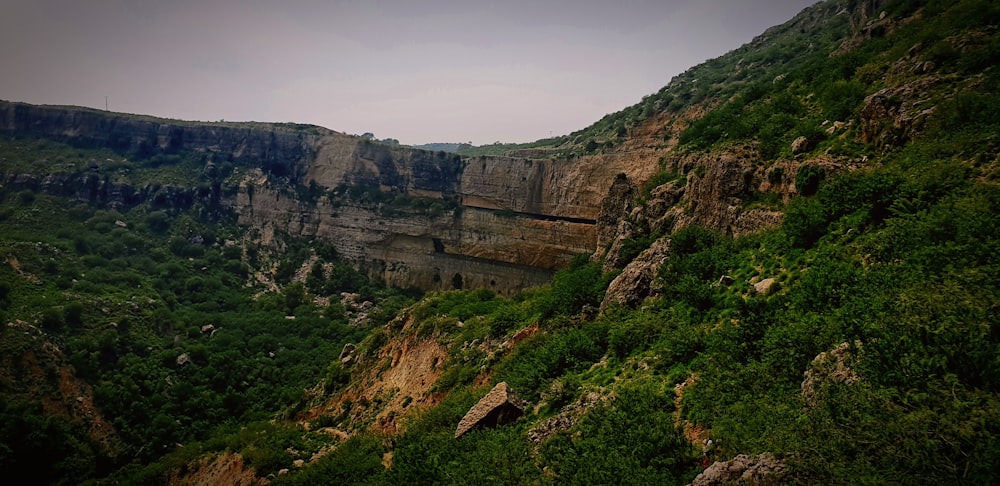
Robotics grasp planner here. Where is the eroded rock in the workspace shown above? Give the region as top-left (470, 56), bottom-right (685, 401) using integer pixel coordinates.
top-left (601, 237), bottom-right (672, 310)
top-left (528, 391), bottom-right (608, 444)
top-left (339, 343), bottom-right (356, 365)
top-left (455, 382), bottom-right (527, 439)
top-left (690, 453), bottom-right (787, 486)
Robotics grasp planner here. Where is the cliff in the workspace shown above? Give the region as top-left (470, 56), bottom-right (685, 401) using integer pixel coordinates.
top-left (0, 94), bottom-right (796, 295)
top-left (0, 101), bottom-right (637, 294)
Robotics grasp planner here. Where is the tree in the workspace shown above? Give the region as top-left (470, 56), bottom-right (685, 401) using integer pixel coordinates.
top-left (285, 282), bottom-right (306, 315)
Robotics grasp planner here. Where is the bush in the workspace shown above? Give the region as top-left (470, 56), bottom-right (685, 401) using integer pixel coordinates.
top-left (659, 226), bottom-right (734, 310)
top-left (16, 190), bottom-right (36, 205)
top-left (64, 302), bottom-right (85, 328)
top-left (536, 255), bottom-right (612, 320)
top-left (795, 164), bottom-right (825, 196)
top-left (146, 211), bottom-right (171, 234)
top-left (540, 380), bottom-right (698, 484)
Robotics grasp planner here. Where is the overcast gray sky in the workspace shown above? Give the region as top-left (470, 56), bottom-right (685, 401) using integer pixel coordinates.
top-left (1, 0), bottom-right (816, 145)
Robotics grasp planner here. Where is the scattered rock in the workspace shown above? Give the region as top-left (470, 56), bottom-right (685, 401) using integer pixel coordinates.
top-left (690, 453), bottom-right (787, 486)
top-left (201, 324), bottom-right (215, 333)
top-left (319, 428), bottom-right (349, 441)
top-left (114, 220), bottom-right (127, 228)
top-left (825, 120), bottom-right (847, 136)
top-left (176, 353), bottom-right (192, 366)
top-left (455, 382), bottom-right (527, 439)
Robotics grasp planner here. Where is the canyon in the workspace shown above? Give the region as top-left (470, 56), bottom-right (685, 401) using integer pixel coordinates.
top-left (1, 100), bottom-right (663, 294)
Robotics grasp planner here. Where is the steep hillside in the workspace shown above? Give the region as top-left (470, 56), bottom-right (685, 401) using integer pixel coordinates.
top-left (240, 0), bottom-right (998, 484)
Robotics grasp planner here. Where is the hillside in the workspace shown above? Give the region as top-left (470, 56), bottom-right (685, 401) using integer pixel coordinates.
top-left (1, 0), bottom-right (998, 484)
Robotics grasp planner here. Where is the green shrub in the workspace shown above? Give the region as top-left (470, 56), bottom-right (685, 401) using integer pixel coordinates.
top-left (540, 380), bottom-right (698, 484)
top-left (782, 196), bottom-right (827, 248)
top-left (536, 255), bottom-right (612, 320)
top-left (795, 164), bottom-right (825, 196)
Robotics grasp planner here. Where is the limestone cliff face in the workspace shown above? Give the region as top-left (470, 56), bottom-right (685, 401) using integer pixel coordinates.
top-left (235, 170), bottom-right (592, 295)
top-left (0, 101), bottom-right (614, 294)
top-left (1, 171), bottom-right (206, 211)
top-left (0, 101), bottom-right (314, 177)
top-left (0, 100), bottom-right (795, 295)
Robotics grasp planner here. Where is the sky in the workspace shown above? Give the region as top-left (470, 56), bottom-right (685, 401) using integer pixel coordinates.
top-left (1, 0), bottom-right (817, 146)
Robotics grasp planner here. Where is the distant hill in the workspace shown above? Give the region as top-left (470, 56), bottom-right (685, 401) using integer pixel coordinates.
top-left (409, 142), bottom-right (473, 153)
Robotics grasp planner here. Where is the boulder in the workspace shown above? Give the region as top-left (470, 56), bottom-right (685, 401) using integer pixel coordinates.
top-left (340, 343), bottom-right (356, 365)
top-left (600, 237), bottom-right (672, 310)
top-left (753, 278), bottom-right (776, 295)
top-left (791, 136), bottom-right (812, 155)
top-left (455, 382), bottom-right (526, 439)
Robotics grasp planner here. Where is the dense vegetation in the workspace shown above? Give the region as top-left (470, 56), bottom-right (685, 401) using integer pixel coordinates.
top-left (0, 178), bottom-right (412, 482)
top-left (253, 0), bottom-right (999, 483)
top-left (261, 144), bottom-right (1000, 482)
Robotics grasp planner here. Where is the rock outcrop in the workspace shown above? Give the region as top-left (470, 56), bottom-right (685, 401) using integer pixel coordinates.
top-left (592, 173), bottom-right (638, 266)
top-left (455, 382), bottom-right (527, 439)
top-left (528, 391), bottom-right (608, 444)
top-left (802, 342), bottom-right (861, 407)
top-left (601, 238), bottom-right (672, 310)
top-left (596, 148), bottom-right (790, 279)
top-left (690, 453), bottom-right (787, 486)
top-left (859, 78), bottom-right (938, 152)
